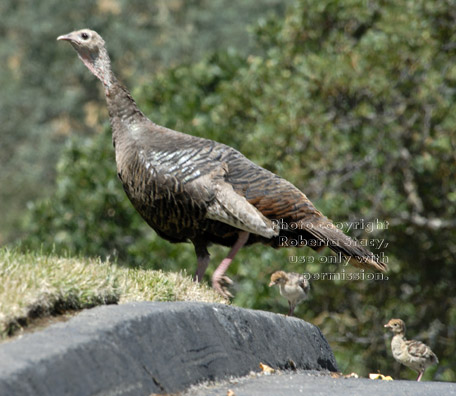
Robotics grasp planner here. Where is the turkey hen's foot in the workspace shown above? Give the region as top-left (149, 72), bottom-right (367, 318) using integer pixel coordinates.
top-left (212, 275), bottom-right (234, 299)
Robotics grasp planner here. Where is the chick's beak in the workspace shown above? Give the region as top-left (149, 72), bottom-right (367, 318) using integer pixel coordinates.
top-left (268, 281), bottom-right (275, 287)
top-left (384, 324), bottom-right (390, 328)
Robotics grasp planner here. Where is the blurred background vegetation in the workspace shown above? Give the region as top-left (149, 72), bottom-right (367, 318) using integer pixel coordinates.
top-left (1, 0), bottom-right (455, 382)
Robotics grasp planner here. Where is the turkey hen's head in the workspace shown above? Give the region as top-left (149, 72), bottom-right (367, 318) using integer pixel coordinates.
top-left (58, 29), bottom-right (113, 87)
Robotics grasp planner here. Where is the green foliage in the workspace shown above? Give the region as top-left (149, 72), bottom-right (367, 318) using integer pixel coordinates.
top-left (20, 0), bottom-right (456, 381)
top-left (23, 131), bottom-right (136, 259)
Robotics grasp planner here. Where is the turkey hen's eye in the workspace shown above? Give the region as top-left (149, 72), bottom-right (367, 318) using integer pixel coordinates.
top-left (81, 33), bottom-right (89, 40)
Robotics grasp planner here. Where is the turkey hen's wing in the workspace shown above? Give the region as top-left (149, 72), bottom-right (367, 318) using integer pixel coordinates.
top-left (194, 163), bottom-right (278, 238)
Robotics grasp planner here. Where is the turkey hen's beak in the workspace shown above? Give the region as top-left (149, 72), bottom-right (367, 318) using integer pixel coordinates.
top-left (57, 33), bottom-right (75, 43)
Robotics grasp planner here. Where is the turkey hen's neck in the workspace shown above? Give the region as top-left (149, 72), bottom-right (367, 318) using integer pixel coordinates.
top-left (106, 81), bottom-right (146, 143)
top-left (89, 46), bottom-right (146, 142)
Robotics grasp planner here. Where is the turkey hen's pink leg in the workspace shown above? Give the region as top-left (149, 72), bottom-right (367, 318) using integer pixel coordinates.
top-left (212, 231), bottom-right (249, 299)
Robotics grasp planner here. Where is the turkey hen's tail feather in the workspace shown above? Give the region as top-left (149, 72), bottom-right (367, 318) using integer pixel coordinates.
top-left (300, 220), bottom-right (388, 272)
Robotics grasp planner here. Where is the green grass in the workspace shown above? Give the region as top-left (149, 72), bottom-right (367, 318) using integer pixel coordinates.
top-left (0, 247), bottom-right (226, 339)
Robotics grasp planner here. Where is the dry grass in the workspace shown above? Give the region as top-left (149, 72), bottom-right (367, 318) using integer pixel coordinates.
top-left (0, 247), bottom-right (226, 339)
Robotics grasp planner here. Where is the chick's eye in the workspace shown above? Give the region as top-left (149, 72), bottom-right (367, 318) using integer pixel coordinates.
top-left (81, 33), bottom-right (89, 40)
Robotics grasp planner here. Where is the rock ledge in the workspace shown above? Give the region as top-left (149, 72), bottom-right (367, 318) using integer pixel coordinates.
top-left (0, 302), bottom-right (337, 396)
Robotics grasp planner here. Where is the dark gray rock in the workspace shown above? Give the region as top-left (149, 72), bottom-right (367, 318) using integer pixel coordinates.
top-left (0, 302), bottom-right (337, 396)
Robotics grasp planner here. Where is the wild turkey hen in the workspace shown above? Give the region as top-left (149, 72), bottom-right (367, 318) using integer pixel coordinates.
top-left (57, 29), bottom-right (387, 298)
